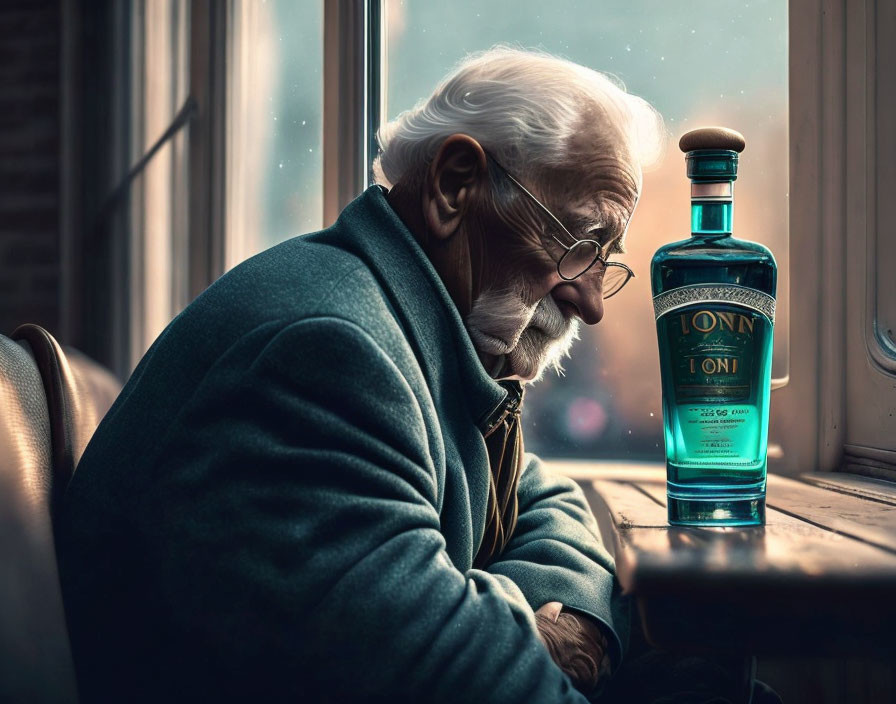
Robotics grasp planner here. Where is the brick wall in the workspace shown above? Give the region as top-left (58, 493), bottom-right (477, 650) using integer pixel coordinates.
top-left (0, 0), bottom-right (61, 335)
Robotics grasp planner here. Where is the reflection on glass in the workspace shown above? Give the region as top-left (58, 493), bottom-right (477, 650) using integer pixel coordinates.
top-left (226, 0), bottom-right (323, 269)
top-left (385, 0), bottom-right (788, 460)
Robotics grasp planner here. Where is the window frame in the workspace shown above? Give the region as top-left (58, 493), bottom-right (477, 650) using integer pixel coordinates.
top-left (127, 0), bottom-right (192, 371)
top-left (60, 0), bottom-right (137, 379)
top-left (322, 0), bottom-right (383, 226)
top-left (773, 0), bottom-right (896, 478)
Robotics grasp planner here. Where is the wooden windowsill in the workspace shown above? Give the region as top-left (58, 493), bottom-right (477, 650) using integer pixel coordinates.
top-left (547, 460), bottom-right (896, 658)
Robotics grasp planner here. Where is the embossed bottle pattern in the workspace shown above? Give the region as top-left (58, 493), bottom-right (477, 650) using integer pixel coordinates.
top-left (651, 128), bottom-right (777, 526)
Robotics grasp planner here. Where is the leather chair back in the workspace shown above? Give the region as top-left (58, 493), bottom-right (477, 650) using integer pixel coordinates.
top-left (12, 324), bottom-right (121, 510)
top-left (0, 325), bottom-right (121, 703)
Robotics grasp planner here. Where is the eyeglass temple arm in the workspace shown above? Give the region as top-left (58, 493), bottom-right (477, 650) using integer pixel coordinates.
top-left (489, 156), bottom-right (583, 240)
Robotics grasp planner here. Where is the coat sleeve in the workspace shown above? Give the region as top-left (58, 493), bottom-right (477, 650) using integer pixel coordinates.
top-left (485, 454), bottom-right (630, 671)
top-left (146, 316), bottom-right (590, 703)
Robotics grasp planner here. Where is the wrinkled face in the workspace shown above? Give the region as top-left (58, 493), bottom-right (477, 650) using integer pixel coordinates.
top-left (464, 154), bottom-right (641, 382)
top-left (466, 282), bottom-right (581, 381)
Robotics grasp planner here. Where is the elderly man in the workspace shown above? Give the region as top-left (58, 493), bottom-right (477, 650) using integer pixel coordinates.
top-left (57, 48), bottom-right (662, 703)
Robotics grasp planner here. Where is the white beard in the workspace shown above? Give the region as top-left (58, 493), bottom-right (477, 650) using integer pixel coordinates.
top-left (465, 284), bottom-right (580, 382)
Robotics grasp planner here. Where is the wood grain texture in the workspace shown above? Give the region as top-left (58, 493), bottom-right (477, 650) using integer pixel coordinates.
top-left (766, 473), bottom-right (896, 554)
top-left (800, 470), bottom-right (896, 504)
top-left (592, 475), bottom-right (896, 590)
top-left (559, 463), bottom-right (896, 656)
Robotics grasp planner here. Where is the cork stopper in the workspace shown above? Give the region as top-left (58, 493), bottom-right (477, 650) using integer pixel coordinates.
top-left (679, 127), bottom-right (745, 153)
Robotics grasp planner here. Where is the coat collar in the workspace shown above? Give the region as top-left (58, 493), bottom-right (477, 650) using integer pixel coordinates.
top-left (330, 185), bottom-right (509, 429)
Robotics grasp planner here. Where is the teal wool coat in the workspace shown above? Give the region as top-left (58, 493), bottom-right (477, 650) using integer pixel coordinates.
top-left (57, 186), bottom-right (628, 703)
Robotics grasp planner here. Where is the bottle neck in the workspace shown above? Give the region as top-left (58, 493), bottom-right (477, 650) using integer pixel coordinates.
top-left (690, 180), bottom-right (734, 236)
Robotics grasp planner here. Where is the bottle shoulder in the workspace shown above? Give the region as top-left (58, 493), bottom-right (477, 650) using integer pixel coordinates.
top-left (650, 235), bottom-right (777, 298)
top-left (651, 235), bottom-right (777, 265)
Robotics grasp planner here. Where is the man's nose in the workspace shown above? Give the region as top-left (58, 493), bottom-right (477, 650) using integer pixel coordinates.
top-left (552, 273), bottom-right (605, 325)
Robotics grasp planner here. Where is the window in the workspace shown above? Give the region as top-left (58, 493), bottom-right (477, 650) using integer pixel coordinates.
top-left (128, 0), bottom-right (190, 369)
top-left (119, 0), bottom-right (323, 366)
top-left (226, 0), bottom-right (324, 269)
top-left (98, 0), bottom-right (893, 475)
top-left (384, 0), bottom-right (789, 461)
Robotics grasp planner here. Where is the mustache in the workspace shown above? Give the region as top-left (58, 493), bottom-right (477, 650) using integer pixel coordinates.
top-left (465, 286), bottom-right (572, 356)
top-left (528, 294), bottom-right (569, 339)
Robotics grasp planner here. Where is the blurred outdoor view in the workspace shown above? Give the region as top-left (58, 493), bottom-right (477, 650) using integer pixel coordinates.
top-left (225, 0), bottom-right (323, 270)
top-left (385, 0), bottom-right (789, 461)
top-left (227, 0), bottom-right (788, 461)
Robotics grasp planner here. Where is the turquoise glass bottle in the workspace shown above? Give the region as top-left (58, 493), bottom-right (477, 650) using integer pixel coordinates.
top-left (651, 127), bottom-right (777, 526)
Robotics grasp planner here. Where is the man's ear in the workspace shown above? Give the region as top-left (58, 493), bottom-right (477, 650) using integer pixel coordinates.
top-left (423, 134), bottom-right (489, 241)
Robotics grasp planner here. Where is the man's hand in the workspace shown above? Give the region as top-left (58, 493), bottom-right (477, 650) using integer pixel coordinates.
top-left (535, 602), bottom-right (611, 697)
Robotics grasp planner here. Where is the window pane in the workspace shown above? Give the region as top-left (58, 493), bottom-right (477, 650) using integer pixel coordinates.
top-left (385, 0), bottom-right (789, 460)
top-left (130, 0), bottom-right (190, 368)
top-left (226, 0), bottom-right (323, 269)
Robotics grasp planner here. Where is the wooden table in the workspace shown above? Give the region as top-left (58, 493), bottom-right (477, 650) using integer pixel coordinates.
top-left (550, 462), bottom-right (896, 658)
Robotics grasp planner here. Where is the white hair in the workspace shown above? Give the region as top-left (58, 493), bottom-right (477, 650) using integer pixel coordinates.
top-left (373, 45), bottom-right (665, 189)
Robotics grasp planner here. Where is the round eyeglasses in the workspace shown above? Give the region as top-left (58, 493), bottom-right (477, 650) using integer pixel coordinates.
top-left (488, 157), bottom-right (635, 298)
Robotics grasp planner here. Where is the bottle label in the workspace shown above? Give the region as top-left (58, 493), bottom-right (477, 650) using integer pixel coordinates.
top-left (653, 284), bottom-right (775, 322)
top-left (654, 285), bottom-right (775, 404)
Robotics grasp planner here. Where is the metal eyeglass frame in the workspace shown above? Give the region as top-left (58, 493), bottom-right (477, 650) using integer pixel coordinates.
top-left (487, 156), bottom-right (635, 297)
